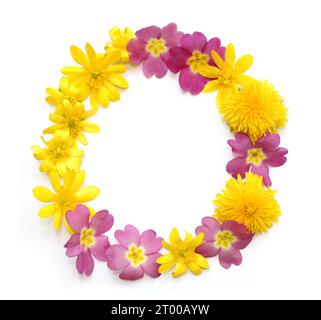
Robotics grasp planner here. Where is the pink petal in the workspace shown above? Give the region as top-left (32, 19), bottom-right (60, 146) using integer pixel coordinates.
top-left (64, 233), bottom-right (80, 249)
top-left (181, 32), bottom-right (207, 52)
top-left (90, 236), bottom-right (110, 261)
top-left (166, 47), bottom-right (190, 73)
top-left (142, 56), bottom-right (168, 78)
top-left (76, 250), bottom-right (94, 276)
top-left (195, 242), bottom-right (220, 257)
top-left (106, 245), bottom-right (129, 270)
top-left (136, 26), bottom-right (161, 43)
top-left (66, 244), bottom-right (83, 257)
top-left (255, 133), bottom-right (280, 152)
top-left (228, 133), bottom-right (253, 156)
top-left (195, 216), bottom-right (221, 242)
top-left (219, 247), bottom-right (242, 269)
top-left (89, 210), bottom-right (114, 235)
top-left (160, 23), bottom-right (181, 47)
top-left (129, 49), bottom-right (149, 65)
top-left (251, 163), bottom-right (271, 186)
top-left (65, 204), bottom-right (89, 233)
top-left (115, 224), bottom-right (140, 247)
top-left (179, 67), bottom-right (207, 95)
top-left (264, 155), bottom-right (287, 167)
top-left (139, 230), bottom-right (162, 254)
top-left (226, 157), bottom-right (250, 179)
top-left (127, 38), bottom-right (146, 52)
top-left (119, 264), bottom-right (144, 281)
top-left (204, 38), bottom-right (226, 66)
top-left (222, 221), bottom-right (253, 250)
top-left (142, 253), bottom-right (161, 278)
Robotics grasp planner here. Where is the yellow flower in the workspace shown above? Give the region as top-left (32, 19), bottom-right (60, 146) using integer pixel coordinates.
top-left (218, 79), bottom-right (288, 143)
top-left (214, 173), bottom-right (281, 234)
top-left (61, 42), bottom-right (128, 108)
top-left (43, 100), bottom-right (100, 145)
top-left (32, 135), bottom-right (83, 177)
top-left (157, 228), bottom-right (209, 277)
top-left (46, 77), bottom-right (87, 107)
top-left (199, 43), bottom-right (253, 104)
top-left (104, 27), bottom-right (134, 63)
top-left (33, 170), bottom-right (99, 231)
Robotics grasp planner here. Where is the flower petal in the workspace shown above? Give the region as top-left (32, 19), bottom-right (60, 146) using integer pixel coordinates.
top-left (195, 242), bottom-right (219, 257)
top-left (195, 216), bottom-right (221, 242)
top-left (136, 26), bottom-right (161, 43)
top-left (228, 132), bottom-right (253, 156)
top-left (64, 233), bottom-right (80, 249)
top-left (167, 47), bottom-right (190, 73)
top-left (108, 74), bottom-right (128, 89)
top-left (181, 32), bottom-right (207, 52)
top-left (90, 235), bottom-right (110, 261)
top-left (225, 43), bottom-right (236, 65)
top-left (160, 23), bottom-right (180, 47)
top-left (80, 121), bottom-right (100, 133)
top-left (264, 154), bottom-right (287, 167)
top-left (142, 56), bottom-right (167, 79)
top-left (65, 204), bottom-right (90, 233)
top-left (76, 250), bottom-right (94, 276)
top-left (222, 220), bottom-right (253, 250)
top-left (66, 244), bottom-right (83, 257)
top-left (119, 264), bottom-right (144, 280)
top-left (202, 80), bottom-right (220, 93)
top-left (70, 46), bottom-right (90, 67)
top-left (226, 157), bottom-right (250, 179)
top-left (142, 253), bottom-right (161, 278)
top-left (33, 187), bottom-right (55, 202)
top-left (115, 225), bottom-right (140, 247)
top-left (219, 247), bottom-right (242, 269)
top-left (172, 261), bottom-right (188, 277)
top-left (211, 50), bottom-right (225, 70)
top-left (234, 55), bottom-right (253, 75)
top-left (251, 163), bottom-right (271, 186)
top-left (179, 68), bottom-right (207, 95)
top-left (139, 230), bottom-right (162, 254)
top-left (89, 210), bottom-right (114, 235)
top-left (255, 133), bottom-right (280, 152)
top-left (106, 245), bottom-right (129, 270)
top-left (198, 65), bottom-right (220, 79)
top-left (74, 186), bottom-right (100, 202)
top-left (39, 204), bottom-right (56, 218)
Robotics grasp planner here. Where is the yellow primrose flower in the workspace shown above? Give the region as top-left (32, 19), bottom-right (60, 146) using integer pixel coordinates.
top-left (157, 228), bottom-right (209, 277)
top-left (46, 77), bottom-right (87, 107)
top-left (199, 43), bottom-right (253, 104)
top-left (33, 170), bottom-right (100, 231)
top-left (214, 173), bottom-right (281, 234)
top-left (32, 135), bottom-right (83, 177)
top-left (43, 100), bottom-right (100, 145)
top-left (104, 27), bottom-right (134, 63)
top-left (61, 42), bottom-right (129, 108)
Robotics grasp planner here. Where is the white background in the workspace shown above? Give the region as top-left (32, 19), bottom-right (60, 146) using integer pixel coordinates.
top-left (0, 0), bottom-right (320, 299)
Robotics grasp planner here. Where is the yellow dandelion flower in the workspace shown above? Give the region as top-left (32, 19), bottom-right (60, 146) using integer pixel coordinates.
top-left (43, 100), bottom-right (100, 145)
top-left (157, 228), bottom-right (209, 277)
top-left (46, 77), bottom-right (87, 107)
top-left (199, 43), bottom-right (253, 104)
top-left (219, 79), bottom-right (288, 143)
top-left (61, 42), bottom-right (128, 108)
top-left (104, 26), bottom-right (134, 63)
top-left (32, 135), bottom-right (83, 177)
top-left (33, 170), bottom-right (99, 231)
top-left (213, 173), bottom-right (281, 234)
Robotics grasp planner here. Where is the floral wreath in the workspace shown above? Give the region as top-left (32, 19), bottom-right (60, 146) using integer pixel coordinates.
top-left (32, 23), bottom-right (288, 280)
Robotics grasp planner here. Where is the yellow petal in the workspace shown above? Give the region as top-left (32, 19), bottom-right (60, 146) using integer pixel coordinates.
top-left (98, 87), bottom-right (110, 107)
top-left (194, 253), bottom-right (209, 269)
top-left (90, 88), bottom-right (99, 108)
top-left (157, 253), bottom-right (175, 264)
top-left (40, 159), bottom-right (53, 172)
top-left (82, 107), bottom-right (98, 119)
top-left (85, 43), bottom-right (97, 66)
top-left (48, 114), bottom-right (65, 124)
top-left (169, 227), bottom-right (182, 246)
top-left (61, 66), bottom-right (86, 76)
top-left (77, 132), bottom-right (88, 145)
top-left (33, 187), bottom-right (55, 202)
top-left (75, 186), bottom-right (100, 202)
top-left (49, 170), bottom-right (61, 193)
top-left (237, 74), bottom-right (254, 87)
top-left (187, 261), bottom-right (202, 275)
top-left (211, 50), bottom-right (225, 70)
top-left (234, 55), bottom-right (253, 76)
top-left (185, 232), bottom-right (204, 250)
top-left (53, 211), bottom-right (62, 230)
top-left (225, 43), bottom-right (236, 65)
top-left (80, 121), bottom-right (100, 133)
top-left (158, 260), bottom-right (176, 274)
top-left (104, 83), bottom-right (120, 102)
top-left (198, 65), bottom-right (220, 79)
top-left (172, 261), bottom-right (188, 277)
top-left (71, 170), bottom-right (85, 192)
top-left (108, 74), bottom-right (128, 89)
top-left (202, 80), bottom-right (220, 93)
top-left (161, 240), bottom-right (174, 251)
top-left (70, 45), bottom-right (90, 67)
top-left (39, 204), bottom-right (56, 218)
top-left (106, 65), bottom-right (126, 74)
top-left (56, 161), bottom-right (67, 177)
top-left (102, 50), bottom-right (121, 67)
top-left (64, 214), bottom-right (75, 234)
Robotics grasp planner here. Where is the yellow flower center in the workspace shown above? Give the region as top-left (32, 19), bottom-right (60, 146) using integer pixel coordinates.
top-left (247, 148), bottom-right (266, 165)
top-left (243, 204), bottom-right (257, 217)
top-left (80, 228), bottom-right (95, 250)
top-left (187, 50), bottom-right (209, 73)
top-left (91, 71), bottom-right (100, 79)
top-left (218, 65), bottom-right (234, 85)
top-left (146, 38), bottom-right (167, 57)
top-left (126, 245), bottom-right (146, 267)
top-left (215, 230), bottom-right (236, 249)
top-left (54, 146), bottom-right (68, 159)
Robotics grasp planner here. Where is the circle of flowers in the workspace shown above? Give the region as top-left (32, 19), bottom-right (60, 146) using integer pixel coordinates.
top-left (32, 23), bottom-right (288, 280)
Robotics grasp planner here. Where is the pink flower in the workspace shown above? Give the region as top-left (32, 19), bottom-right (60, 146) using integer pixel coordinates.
top-left (106, 225), bottom-right (163, 280)
top-left (127, 23), bottom-right (182, 78)
top-left (195, 217), bottom-right (253, 269)
top-left (64, 204), bottom-right (114, 276)
top-left (226, 132), bottom-right (288, 186)
top-left (166, 32), bottom-right (225, 95)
